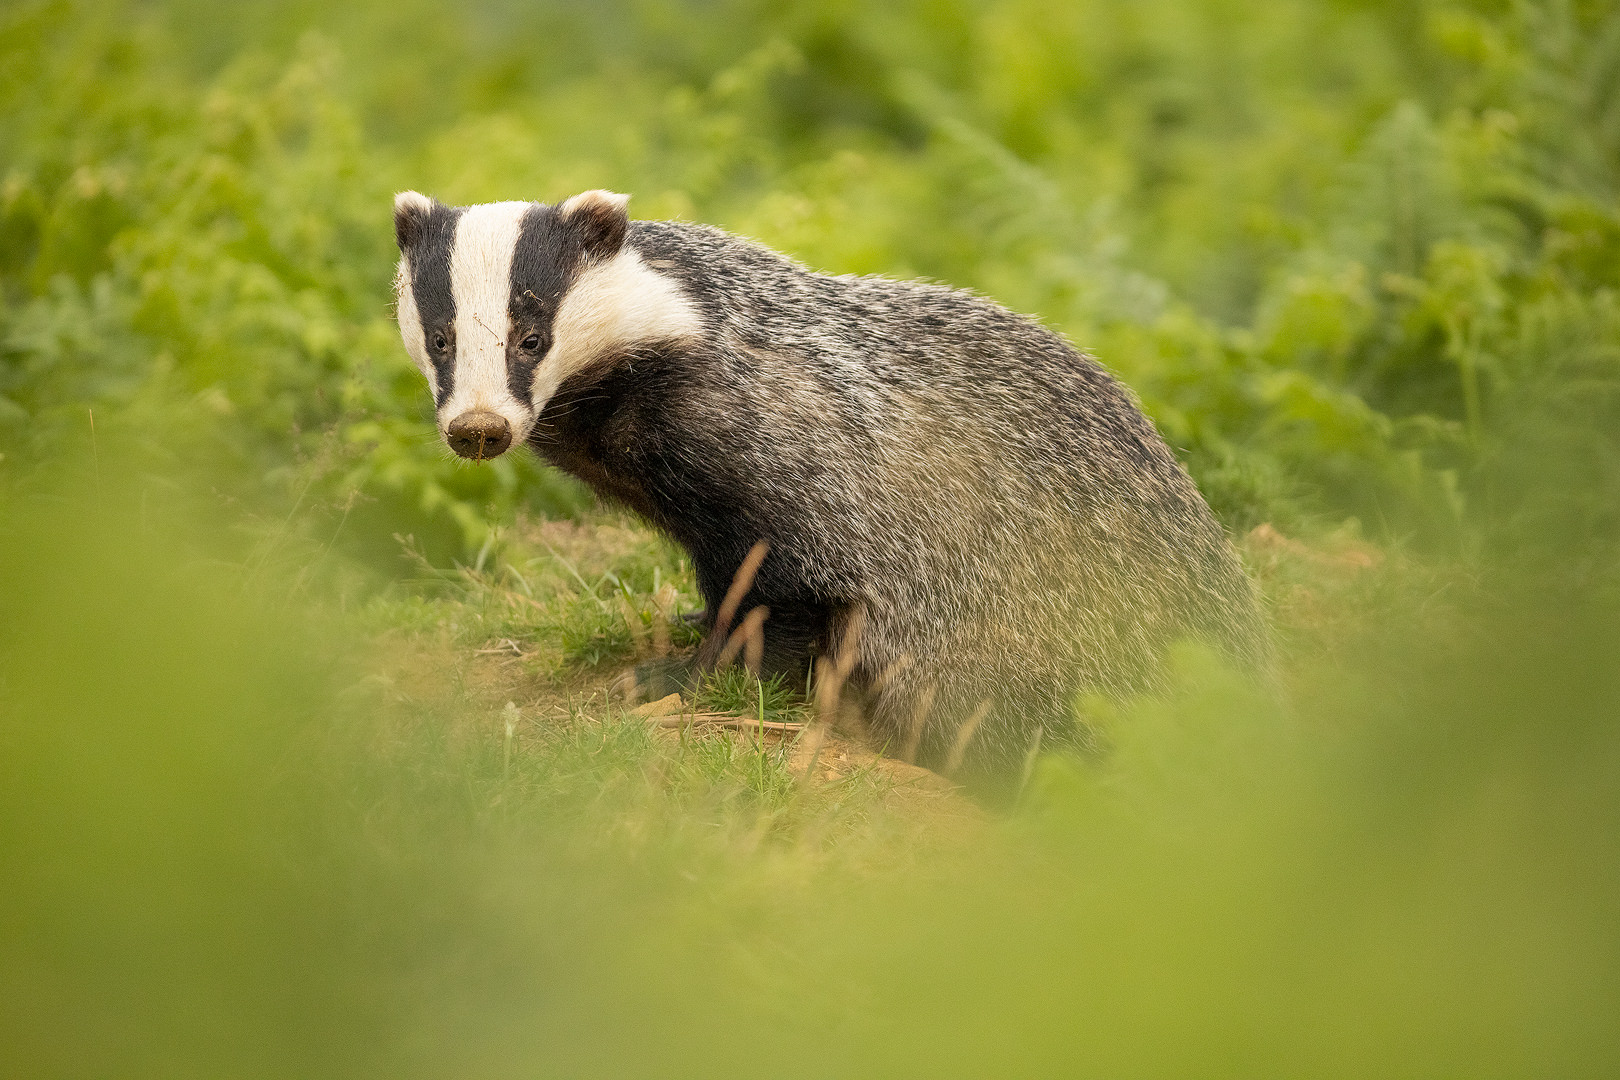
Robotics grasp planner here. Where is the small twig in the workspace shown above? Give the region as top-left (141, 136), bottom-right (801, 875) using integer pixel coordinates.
top-left (649, 713), bottom-right (805, 733)
top-left (470, 311), bottom-right (505, 346)
top-left (473, 638), bottom-right (525, 656)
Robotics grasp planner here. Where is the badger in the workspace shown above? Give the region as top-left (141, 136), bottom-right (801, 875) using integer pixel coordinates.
top-left (392, 189), bottom-right (1269, 787)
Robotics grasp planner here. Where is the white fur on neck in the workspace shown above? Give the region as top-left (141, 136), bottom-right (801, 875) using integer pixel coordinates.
top-left (445, 201), bottom-right (530, 433)
top-left (531, 248), bottom-right (704, 411)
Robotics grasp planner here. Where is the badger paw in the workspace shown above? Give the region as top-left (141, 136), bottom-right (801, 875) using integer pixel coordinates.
top-left (610, 656), bottom-right (698, 704)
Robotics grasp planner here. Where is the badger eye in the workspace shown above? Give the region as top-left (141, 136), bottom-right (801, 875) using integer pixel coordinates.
top-left (433, 332), bottom-right (448, 351)
top-left (520, 333), bottom-right (542, 352)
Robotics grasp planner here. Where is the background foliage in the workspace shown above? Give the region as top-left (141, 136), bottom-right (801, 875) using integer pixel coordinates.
top-left (5, 0), bottom-right (1619, 559)
top-left (3, 2), bottom-right (1620, 1077)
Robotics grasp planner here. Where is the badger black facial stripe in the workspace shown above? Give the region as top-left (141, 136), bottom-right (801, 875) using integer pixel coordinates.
top-left (506, 203), bottom-right (577, 406)
top-left (406, 203), bottom-right (464, 406)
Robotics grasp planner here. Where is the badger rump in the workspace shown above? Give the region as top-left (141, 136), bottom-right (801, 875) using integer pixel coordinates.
top-left (393, 189), bottom-right (1271, 794)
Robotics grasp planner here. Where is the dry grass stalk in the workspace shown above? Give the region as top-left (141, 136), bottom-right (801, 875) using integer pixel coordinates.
top-left (832, 605), bottom-right (865, 682)
top-left (832, 606), bottom-right (869, 738)
top-left (742, 607), bottom-right (765, 673)
top-left (806, 604), bottom-right (871, 751)
top-left (650, 583), bottom-right (677, 657)
top-left (800, 608), bottom-right (871, 784)
top-left (798, 657), bottom-right (840, 789)
top-left (617, 593), bottom-right (650, 654)
top-left (871, 652), bottom-right (913, 693)
top-left (1017, 727), bottom-right (1045, 796)
top-left (812, 655), bottom-right (841, 722)
top-left (900, 683), bottom-right (936, 764)
top-left (943, 699), bottom-right (993, 776)
top-left (502, 588), bottom-right (547, 613)
top-left (710, 540), bottom-right (769, 643)
top-left (792, 722), bottom-right (829, 789)
top-left (715, 604), bottom-right (770, 670)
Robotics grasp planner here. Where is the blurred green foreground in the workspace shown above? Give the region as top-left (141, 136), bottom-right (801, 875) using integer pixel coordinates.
top-left (3, 1), bottom-right (1620, 1077)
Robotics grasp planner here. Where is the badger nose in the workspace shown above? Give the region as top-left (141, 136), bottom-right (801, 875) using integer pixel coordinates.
top-left (445, 411), bottom-right (512, 460)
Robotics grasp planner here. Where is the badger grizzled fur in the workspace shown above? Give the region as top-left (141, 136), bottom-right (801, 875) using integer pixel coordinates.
top-left (392, 188), bottom-right (1269, 784)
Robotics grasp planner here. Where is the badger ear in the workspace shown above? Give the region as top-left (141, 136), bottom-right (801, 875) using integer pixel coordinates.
top-left (393, 191), bottom-right (436, 251)
top-left (559, 189), bottom-right (630, 261)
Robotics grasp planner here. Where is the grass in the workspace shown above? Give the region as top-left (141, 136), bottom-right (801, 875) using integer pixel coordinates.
top-left (4, 0), bottom-right (1620, 1071)
top-left (357, 507), bottom-right (914, 838)
top-left (347, 499), bottom-right (1403, 849)
top-left (691, 667), bottom-right (812, 725)
top-left (3, 453), bottom-right (1618, 1078)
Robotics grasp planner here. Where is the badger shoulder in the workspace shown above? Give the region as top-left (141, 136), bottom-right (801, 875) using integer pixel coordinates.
top-left (625, 221), bottom-right (1140, 406)
top-left (618, 221), bottom-right (1182, 481)
top-left (627, 219), bottom-right (1054, 338)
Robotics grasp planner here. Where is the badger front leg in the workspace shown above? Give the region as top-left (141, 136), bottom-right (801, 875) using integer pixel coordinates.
top-left (616, 539), bottom-right (816, 701)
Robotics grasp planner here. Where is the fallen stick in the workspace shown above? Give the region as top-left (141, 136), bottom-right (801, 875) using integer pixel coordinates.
top-left (649, 712), bottom-right (806, 733)
top-left (473, 639), bottom-right (526, 656)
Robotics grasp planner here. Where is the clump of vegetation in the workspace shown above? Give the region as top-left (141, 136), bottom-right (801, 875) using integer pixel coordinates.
top-left (2, 1), bottom-right (1619, 1076)
top-left (5, 0), bottom-right (1617, 563)
top-left (691, 666), bottom-right (812, 725)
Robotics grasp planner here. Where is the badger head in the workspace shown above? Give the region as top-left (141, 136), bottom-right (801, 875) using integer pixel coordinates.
top-left (392, 189), bottom-right (700, 460)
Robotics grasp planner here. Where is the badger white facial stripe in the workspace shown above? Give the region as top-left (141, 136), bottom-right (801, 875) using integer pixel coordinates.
top-left (536, 248), bottom-right (703, 408)
top-left (446, 201), bottom-right (532, 428)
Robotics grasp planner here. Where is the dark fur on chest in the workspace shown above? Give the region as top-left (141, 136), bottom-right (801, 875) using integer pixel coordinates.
top-left (528, 347), bottom-right (835, 675)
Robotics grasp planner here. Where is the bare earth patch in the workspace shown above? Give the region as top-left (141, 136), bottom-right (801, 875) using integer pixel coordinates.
top-left (363, 514), bottom-right (1395, 833)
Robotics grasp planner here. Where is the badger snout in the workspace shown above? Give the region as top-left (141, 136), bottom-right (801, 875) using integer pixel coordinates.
top-left (445, 410), bottom-right (513, 460)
